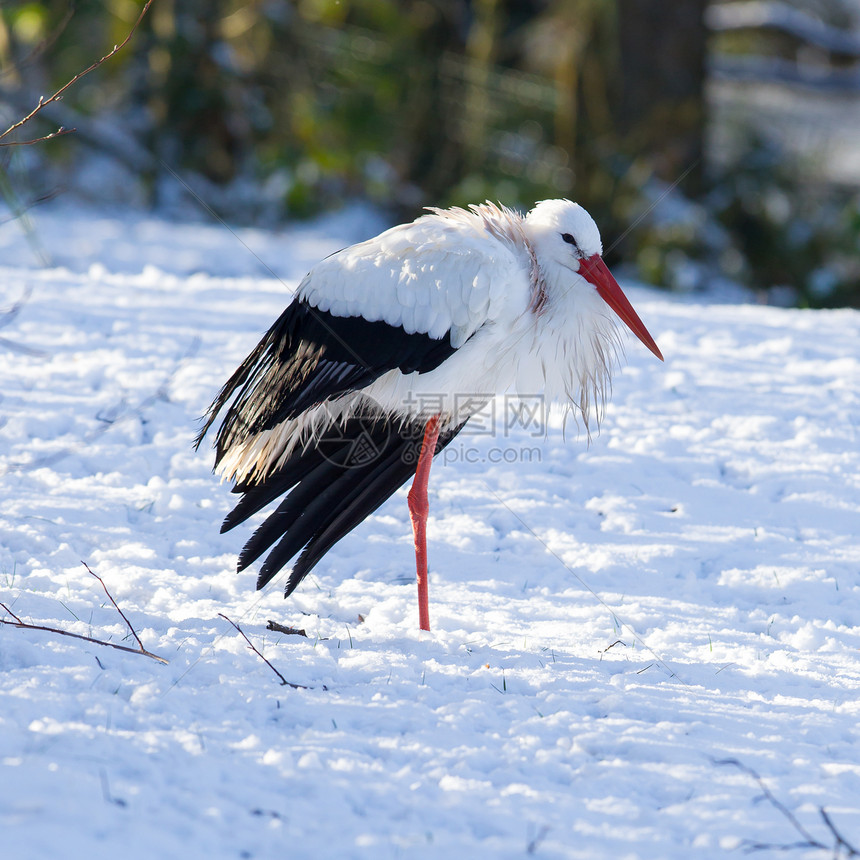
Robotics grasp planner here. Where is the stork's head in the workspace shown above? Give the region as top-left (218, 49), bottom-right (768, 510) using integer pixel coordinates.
top-left (525, 199), bottom-right (663, 361)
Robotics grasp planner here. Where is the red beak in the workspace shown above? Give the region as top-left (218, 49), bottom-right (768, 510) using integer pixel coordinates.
top-left (579, 254), bottom-right (664, 361)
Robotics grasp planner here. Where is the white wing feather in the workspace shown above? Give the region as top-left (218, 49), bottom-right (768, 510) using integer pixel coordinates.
top-left (297, 209), bottom-right (532, 348)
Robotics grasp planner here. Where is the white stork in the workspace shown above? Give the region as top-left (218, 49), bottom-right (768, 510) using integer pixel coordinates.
top-left (198, 199), bottom-right (663, 631)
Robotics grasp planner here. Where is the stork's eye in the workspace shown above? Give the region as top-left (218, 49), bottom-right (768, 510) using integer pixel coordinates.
top-left (561, 232), bottom-right (582, 256)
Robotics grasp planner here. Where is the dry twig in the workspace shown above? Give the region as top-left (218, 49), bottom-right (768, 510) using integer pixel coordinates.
top-left (715, 758), bottom-right (859, 856)
top-left (266, 620), bottom-right (308, 637)
top-left (0, 561), bottom-right (167, 664)
top-left (82, 561), bottom-right (147, 652)
top-left (0, 1), bottom-right (153, 147)
top-left (1, 127), bottom-right (75, 147)
top-left (219, 614), bottom-right (311, 689)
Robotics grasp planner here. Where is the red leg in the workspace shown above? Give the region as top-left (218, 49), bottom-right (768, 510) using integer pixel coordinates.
top-left (407, 415), bottom-right (441, 632)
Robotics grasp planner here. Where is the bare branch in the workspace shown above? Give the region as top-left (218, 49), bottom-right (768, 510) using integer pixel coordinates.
top-left (0, 602), bottom-right (23, 624)
top-left (0, 188), bottom-right (63, 228)
top-left (0, 0), bottom-right (153, 146)
top-left (82, 561), bottom-right (146, 652)
top-left (1, 127), bottom-right (76, 147)
top-left (219, 614), bottom-right (309, 689)
top-left (0, 563), bottom-right (168, 664)
top-left (1, 603), bottom-right (168, 664)
top-left (820, 809), bottom-right (860, 857)
top-left (719, 757), bottom-right (821, 847)
top-left (715, 758), bottom-right (859, 856)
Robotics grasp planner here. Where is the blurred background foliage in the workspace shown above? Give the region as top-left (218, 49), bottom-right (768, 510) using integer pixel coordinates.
top-left (1, 0), bottom-right (859, 307)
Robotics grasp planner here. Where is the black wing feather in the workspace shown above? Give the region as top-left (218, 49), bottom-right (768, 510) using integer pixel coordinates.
top-left (236, 459), bottom-right (344, 572)
top-left (196, 299), bottom-right (459, 467)
top-left (199, 295), bottom-right (468, 593)
top-left (246, 414), bottom-right (466, 594)
top-left (221, 414), bottom-right (370, 532)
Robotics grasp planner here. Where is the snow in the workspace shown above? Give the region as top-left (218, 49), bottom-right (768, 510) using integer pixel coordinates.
top-left (1, 201), bottom-right (859, 859)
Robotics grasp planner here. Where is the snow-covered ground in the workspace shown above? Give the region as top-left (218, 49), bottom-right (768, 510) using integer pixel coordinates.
top-left (1, 202), bottom-right (858, 859)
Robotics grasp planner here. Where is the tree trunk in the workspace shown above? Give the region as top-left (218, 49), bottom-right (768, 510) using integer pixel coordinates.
top-left (615, 0), bottom-right (707, 196)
